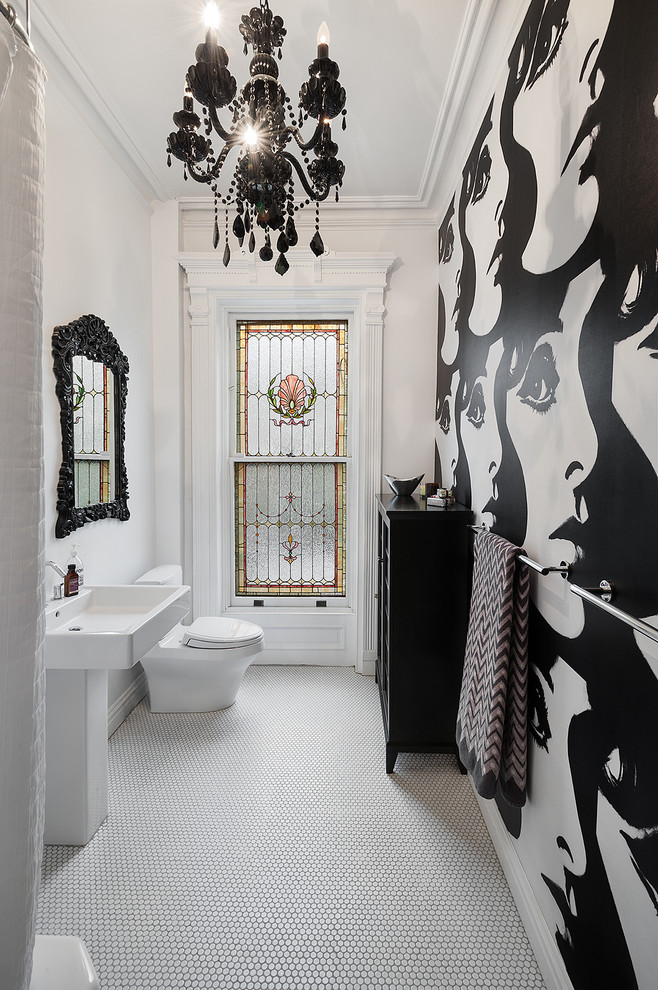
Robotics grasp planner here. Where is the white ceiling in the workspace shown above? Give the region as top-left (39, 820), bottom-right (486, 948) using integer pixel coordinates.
top-left (31, 0), bottom-right (493, 214)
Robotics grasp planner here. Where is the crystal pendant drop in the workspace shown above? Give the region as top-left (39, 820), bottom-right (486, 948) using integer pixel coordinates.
top-left (309, 230), bottom-right (325, 257)
top-left (277, 231), bottom-right (289, 254)
top-left (275, 252), bottom-right (290, 276)
top-left (222, 241), bottom-right (231, 267)
top-left (245, 211), bottom-right (251, 233)
top-left (233, 214), bottom-right (245, 246)
top-left (248, 230), bottom-right (256, 253)
top-left (259, 241), bottom-right (273, 262)
top-left (285, 216), bottom-right (299, 247)
top-left (213, 220), bottom-right (220, 249)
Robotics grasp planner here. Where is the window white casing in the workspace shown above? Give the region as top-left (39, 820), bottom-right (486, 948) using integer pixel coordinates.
top-left (178, 250), bottom-right (395, 673)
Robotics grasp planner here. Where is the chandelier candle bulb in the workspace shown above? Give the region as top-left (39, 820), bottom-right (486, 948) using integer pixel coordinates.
top-left (317, 21), bottom-right (330, 58)
top-left (204, 1), bottom-right (220, 30)
top-left (204, 1), bottom-right (219, 49)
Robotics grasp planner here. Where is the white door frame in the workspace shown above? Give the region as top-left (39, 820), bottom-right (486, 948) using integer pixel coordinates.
top-left (177, 249), bottom-right (395, 674)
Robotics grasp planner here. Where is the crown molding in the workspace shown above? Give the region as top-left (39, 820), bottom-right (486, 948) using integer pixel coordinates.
top-left (419, 0), bottom-right (502, 212)
top-left (32, 0), bottom-right (169, 205)
top-left (178, 196), bottom-right (439, 231)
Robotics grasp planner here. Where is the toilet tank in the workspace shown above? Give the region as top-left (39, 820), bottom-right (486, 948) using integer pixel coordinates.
top-left (135, 564), bottom-right (183, 586)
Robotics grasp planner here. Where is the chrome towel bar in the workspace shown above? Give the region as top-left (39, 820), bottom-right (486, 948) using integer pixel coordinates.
top-left (467, 526), bottom-right (658, 644)
top-left (467, 525), bottom-right (571, 577)
top-left (0, 1), bottom-right (30, 45)
top-left (517, 554), bottom-right (571, 577)
top-left (467, 524), bottom-right (658, 644)
top-left (569, 583), bottom-right (658, 645)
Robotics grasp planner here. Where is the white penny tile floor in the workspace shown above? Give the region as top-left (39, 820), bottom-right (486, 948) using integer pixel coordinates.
top-left (37, 665), bottom-right (546, 989)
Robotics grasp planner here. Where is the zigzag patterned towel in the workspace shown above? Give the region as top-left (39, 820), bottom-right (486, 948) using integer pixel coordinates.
top-left (456, 530), bottom-right (530, 807)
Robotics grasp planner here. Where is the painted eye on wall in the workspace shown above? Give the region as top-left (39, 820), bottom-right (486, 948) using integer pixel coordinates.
top-left (528, 667), bottom-right (552, 752)
top-left (526, 0), bottom-right (569, 90)
top-left (437, 395), bottom-right (452, 435)
top-left (516, 341), bottom-right (559, 413)
top-left (639, 325), bottom-right (658, 358)
top-left (470, 146), bottom-right (492, 206)
top-left (465, 381), bottom-right (486, 428)
top-left (440, 221), bottom-right (455, 264)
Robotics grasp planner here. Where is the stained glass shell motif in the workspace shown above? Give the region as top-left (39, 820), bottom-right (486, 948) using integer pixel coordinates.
top-left (235, 322), bottom-right (348, 597)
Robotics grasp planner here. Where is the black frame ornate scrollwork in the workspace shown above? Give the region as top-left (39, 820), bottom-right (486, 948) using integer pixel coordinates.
top-left (52, 313), bottom-right (130, 539)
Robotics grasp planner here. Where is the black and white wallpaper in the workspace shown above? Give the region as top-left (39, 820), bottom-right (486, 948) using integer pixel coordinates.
top-left (434, 2), bottom-right (658, 988)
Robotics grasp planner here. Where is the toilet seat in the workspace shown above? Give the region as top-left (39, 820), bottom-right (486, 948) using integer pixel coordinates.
top-left (176, 616), bottom-right (263, 650)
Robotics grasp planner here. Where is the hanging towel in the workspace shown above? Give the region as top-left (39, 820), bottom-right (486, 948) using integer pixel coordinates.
top-left (456, 530), bottom-right (530, 807)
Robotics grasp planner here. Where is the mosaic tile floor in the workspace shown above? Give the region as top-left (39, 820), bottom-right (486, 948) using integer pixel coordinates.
top-left (37, 666), bottom-right (546, 989)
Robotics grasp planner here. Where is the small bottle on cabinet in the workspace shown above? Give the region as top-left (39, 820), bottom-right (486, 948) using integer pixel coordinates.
top-left (64, 563), bottom-right (79, 597)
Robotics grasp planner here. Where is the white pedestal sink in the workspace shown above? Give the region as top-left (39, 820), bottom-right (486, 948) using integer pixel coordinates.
top-left (44, 584), bottom-right (190, 845)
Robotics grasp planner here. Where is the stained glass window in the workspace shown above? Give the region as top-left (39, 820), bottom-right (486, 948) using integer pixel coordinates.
top-left (236, 321), bottom-right (347, 457)
top-left (234, 321), bottom-right (348, 598)
top-left (72, 354), bottom-right (113, 506)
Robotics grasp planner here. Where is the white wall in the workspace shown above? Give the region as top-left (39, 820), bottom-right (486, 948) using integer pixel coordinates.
top-left (42, 81), bottom-right (156, 708)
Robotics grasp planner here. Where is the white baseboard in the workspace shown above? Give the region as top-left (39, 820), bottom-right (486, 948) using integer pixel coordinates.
top-left (107, 671), bottom-right (148, 737)
top-left (474, 787), bottom-right (574, 990)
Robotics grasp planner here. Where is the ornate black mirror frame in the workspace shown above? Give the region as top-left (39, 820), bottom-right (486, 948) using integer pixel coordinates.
top-left (52, 313), bottom-right (130, 538)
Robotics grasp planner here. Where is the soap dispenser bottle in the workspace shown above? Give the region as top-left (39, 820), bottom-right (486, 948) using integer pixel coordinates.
top-left (68, 545), bottom-right (84, 587)
top-left (64, 562), bottom-right (79, 597)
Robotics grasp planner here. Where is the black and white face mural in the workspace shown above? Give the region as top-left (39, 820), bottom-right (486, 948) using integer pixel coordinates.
top-left (434, 2), bottom-right (658, 988)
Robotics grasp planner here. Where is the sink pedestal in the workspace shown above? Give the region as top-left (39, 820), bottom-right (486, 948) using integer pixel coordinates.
top-left (44, 668), bottom-right (108, 845)
top-left (44, 584), bottom-right (191, 845)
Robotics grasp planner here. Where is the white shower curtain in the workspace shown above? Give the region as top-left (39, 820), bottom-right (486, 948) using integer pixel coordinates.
top-left (0, 16), bottom-right (47, 990)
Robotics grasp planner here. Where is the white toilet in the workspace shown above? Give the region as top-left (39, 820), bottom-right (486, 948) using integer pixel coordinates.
top-left (135, 565), bottom-right (264, 713)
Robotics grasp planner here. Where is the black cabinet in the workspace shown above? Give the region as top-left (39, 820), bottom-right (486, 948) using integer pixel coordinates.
top-left (375, 494), bottom-right (472, 773)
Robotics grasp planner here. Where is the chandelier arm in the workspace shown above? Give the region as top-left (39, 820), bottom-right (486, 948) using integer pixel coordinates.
top-left (185, 143), bottom-right (233, 184)
top-left (281, 152), bottom-right (330, 202)
top-left (207, 104), bottom-right (242, 146)
top-left (284, 120), bottom-right (324, 153)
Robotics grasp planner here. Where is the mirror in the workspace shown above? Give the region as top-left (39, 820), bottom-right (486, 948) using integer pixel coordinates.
top-left (52, 313), bottom-right (130, 538)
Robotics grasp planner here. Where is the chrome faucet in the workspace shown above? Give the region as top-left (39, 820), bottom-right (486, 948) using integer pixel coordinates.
top-left (46, 560), bottom-right (66, 599)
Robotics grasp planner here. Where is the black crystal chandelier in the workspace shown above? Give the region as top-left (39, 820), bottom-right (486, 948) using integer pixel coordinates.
top-left (167, 0), bottom-right (347, 275)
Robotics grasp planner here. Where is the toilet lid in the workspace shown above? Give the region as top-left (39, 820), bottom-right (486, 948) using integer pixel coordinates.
top-left (180, 616), bottom-right (263, 649)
